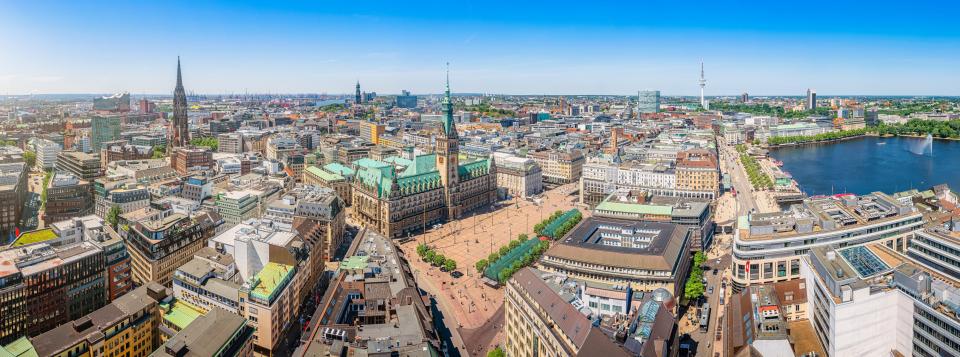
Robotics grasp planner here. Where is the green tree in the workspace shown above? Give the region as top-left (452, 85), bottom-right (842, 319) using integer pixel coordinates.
top-left (487, 347), bottom-right (505, 357)
top-left (444, 259), bottom-right (457, 272)
top-left (518, 233), bottom-right (529, 241)
top-left (424, 250), bottom-right (436, 263)
top-left (190, 137), bottom-right (219, 151)
top-left (508, 239), bottom-right (521, 249)
top-left (22, 150), bottom-right (36, 169)
top-left (40, 170), bottom-right (52, 211)
top-left (432, 254), bottom-right (446, 267)
top-left (152, 145), bottom-right (166, 159)
top-left (416, 243), bottom-right (429, 257)
top-left (488, 252), bottom-right (500, 263)
top-left (498, 245), bottom-right (511, 256)
top-left (684, 271), bottom-right (705, 300)
top-left (475, 259), bottom-right (488, 272)
top-left (693, 251), bottom-right (707, 268)
top-left (106, 205), bottom-right (122, 229)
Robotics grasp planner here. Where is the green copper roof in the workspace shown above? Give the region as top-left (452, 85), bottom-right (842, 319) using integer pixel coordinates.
top-left (396, 172), bottom-right (442, 196)
top-left (355, 154), bottom-right (443, 198)
top-left (595, 201), bottom-right (673, 216)
top-left (401, 154), bottom-right (437, 177)
top-left (354, 158), bottom-right (391, 170)
top-left (0, 337), bottom-right (37, 357)
top-left (384, 156), bottom-right (413, 167)
top-left (356, 163), bottom-right (396, 198)
top-left (250, 262), bottom-right (295, 304)
top-left (441, 66), bottom-right (455, 136)
top-left (323, 162), bottom-right (355, 177)
top-left (11, 229), bottom-right (57, 247)
top-left (162, 301), bottom-right (204, 330)
top-left (458, 159), bottom-right (491, 181)
top-left (306, 165), bottom-right (344, 182)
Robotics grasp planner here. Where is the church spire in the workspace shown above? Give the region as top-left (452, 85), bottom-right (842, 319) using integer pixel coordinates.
top-left (176, 56), bottom-right (183, 89)
top-left (442, 62), bottom-right (456, 137)
top-left (171, 57), bottom-right (188, 148)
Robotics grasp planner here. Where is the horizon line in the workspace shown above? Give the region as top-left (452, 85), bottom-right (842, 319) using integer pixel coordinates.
top-left (4, 93), bottom-right (959, 98)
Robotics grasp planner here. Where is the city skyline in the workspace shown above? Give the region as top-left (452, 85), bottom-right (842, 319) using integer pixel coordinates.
top-left (4, 1), bottom-right (960, 95)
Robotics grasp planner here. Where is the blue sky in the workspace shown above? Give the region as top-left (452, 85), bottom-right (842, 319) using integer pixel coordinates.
top-left (2, 0), bottom-right (960, 95)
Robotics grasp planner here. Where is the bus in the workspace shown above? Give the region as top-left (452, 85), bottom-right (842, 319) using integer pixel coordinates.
top-left (700, 303), bottom-right (711, 332)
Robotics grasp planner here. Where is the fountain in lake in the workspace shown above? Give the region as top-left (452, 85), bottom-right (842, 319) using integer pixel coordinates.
top-left (906, 133), bottom-right (934, 156)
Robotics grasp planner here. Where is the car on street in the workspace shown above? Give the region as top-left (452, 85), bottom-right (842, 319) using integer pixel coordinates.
top-left (708, 286), bottom-right (714, 295)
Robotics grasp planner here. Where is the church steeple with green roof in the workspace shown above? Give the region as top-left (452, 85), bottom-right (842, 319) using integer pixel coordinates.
top-left (441, 62), bottom-right (457, 138)
top-left (436, 63), bottom-right (461, 219)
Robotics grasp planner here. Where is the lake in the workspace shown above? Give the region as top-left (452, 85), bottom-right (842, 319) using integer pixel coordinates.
top-left (769, 136), bottom-right (960, 196)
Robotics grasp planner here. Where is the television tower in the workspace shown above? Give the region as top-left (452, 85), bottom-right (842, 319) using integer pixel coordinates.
top-left (698, 59), bottom-right (707, 108)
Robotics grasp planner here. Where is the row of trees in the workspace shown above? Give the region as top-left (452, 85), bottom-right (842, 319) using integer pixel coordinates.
top-left (416, 243), bottom-right (457, 272)
top-left (872, 119), bottom-right (960, 139)
top-left (533, 209), bottom-right (582, 239)
top-left (684, 251), bottom-right (708, 301)
top-left (876, 101), bottom-right (948, 116)
top-left (319, 103), bottom-right (346, 113)
top-left (455, 102), bottom-right (517, 118)
top-left (475, 234), bottom-right (529, 272)
top-left (740, 153), bottom-right (773, 190)
top-left (39, 170), bottom-right (52, 211)
top-left (495, 239), bottom-right (549, 284)
top-left (709, 102), bottom-right (832, 119)
top-left (533, 210), bottom-right (565, 236)
top-left (551, 210), bottom-right (583, 239)
top-left (766, 128), bottom-right (868, 146)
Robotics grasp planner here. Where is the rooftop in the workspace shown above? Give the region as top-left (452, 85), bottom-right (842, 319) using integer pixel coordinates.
top-left (339, 255), bottom-right (369, 271)
top-left (510, 268), bottom-right (631, 356)
top-left (152, 307), bottom-right (251, 357)
top-left (0, 337), bottom-right (37, 357)
top-left (31, 283), bottom-right (169, 357)
top-left (742, 192), bottom-right (918, 241)
top-left (305, 165), bottom-right (343, 181)
top-left (249, 262), bottom-right (294, 303)
top-left (162, 300), bottom-right (204, 330)
top-left (10, 229), bottom-right (57, 247)
top-left (595, 201), bottom-right (672, 216)
top-left (546, 217), bottom-right (686, 271)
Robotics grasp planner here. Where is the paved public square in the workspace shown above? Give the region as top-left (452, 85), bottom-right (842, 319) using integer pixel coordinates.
top-left (398, 182), bottom-right (584, 333)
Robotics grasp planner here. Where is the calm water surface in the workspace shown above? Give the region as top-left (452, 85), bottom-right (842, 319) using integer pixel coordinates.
top-left (769, 136), bottom-right (960, 195)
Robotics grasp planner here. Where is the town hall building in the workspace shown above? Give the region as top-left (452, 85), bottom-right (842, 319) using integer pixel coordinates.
top-left (351, 71), bottom-right (498, 239)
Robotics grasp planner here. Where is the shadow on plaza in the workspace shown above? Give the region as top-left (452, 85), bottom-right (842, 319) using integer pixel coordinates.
top-left (458, 304), bottom-right (504, 357)
top-left (428, 294), bottom-right (462, 357)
